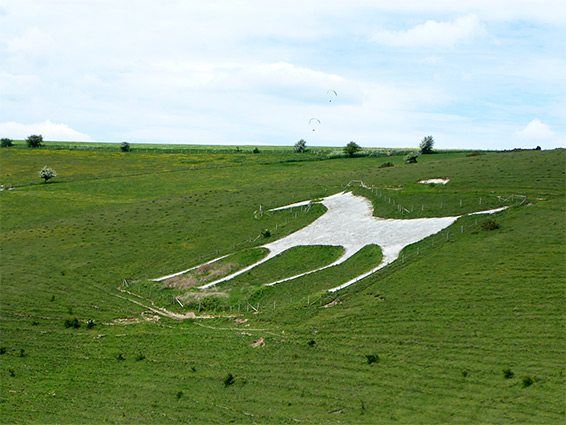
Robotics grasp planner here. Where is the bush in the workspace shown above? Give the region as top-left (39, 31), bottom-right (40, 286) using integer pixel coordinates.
top-left (366, 354), bottom-right (379, 365)
top-left (39, 166), bottom-right (57, 182)
top-left (307, 339), bottom-right (316, 347)
top-left (64, 317), bottom-right (80, 329)
top-left (0, 346), bottom-right (6, 354)
top-left (420, 135), bottom-right (434, 154)
top-left (26, 134), bottom-right (43, 148)
top-left (481, 217), bottom-right (499, 231)
top-left (17, 349), bottom-right (26, 358)
top-left (120, 142), bottom-right (130, 152)
top-left (223, 372), bottom-right (235, 387)
top-left (1, 138), bottom-right (13, 147)
top-left (294, 139), bottom-right (307, 153)
top-left (252, 147), bottom-right (260, 154)
top-left (135, 353), bottom-right (145, 361)
top-left (261, 229), bottom-right (271, 238)
top-left (344, 141), bottom-right (361, 157)
top-left (502, 368), bottom-right (514, 379)
top-left (379, 162), bottom-right (394, 168)
top-left (521, 376), bottom-right (534, 388)
top-left (117, 353), bottom-right (125, 361)
top-left (86, 319), bottom-right (96, 329)
top-left (404, 151), bottom-right (419, 164)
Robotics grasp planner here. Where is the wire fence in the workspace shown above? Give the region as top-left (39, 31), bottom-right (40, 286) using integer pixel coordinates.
top-left (120, 183), bottom-right (525, 317)
top-left (346, 180), bottom-right (528, 214)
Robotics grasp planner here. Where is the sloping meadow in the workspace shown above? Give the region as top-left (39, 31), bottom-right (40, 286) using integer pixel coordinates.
top-left (1, 146), bottom-right (564, 423)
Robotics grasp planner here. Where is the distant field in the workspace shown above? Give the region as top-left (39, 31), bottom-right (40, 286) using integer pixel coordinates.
top-left (0, 144), bottom-right (564, 423)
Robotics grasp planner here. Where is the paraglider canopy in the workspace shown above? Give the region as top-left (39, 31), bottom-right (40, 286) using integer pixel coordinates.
top-left (327, 89), bottom-right (337, 102)
top-left (309, 118), bottom-right (321, 131)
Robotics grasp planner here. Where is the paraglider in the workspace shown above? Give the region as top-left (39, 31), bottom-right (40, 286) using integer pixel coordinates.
top-left (309, 118), bottom-right (321, 131)
top-left (327, 89), bottom-right (337, 102)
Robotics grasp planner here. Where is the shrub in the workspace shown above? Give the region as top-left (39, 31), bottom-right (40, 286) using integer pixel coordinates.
top-left (252, 147), bottom-right (260, 154)
top-left (1, 138), bottom-right (13, 147)
top-left (461, 369), bottom-right (469, 378)
top-left (39, 166), bottom-right (57, 182)
top-left (404, 151), bottom-right (419, 164)
top-left (379, 162), bottom-right (394, 168)
top-left (0, 346), bottom-right (6, 354)
top-left (502, 368), bottom-right (514, 379)
top-left (482, 217), bottom-right (499, 231)
top-left (117, 353), bottom-right (125, 361)
top-left (420, 135), bottom-right (434, 154)
top-left (120, 142), bottom-right (130, 152)
top-left (64, 317), bottom-right (80, 328)
top-left (294, 139), bottom-right (307, 153)
top-left (86, 319), bottom-right (96, 329)
top-left (135, 353), bottom-right (145, 361)
top-left (176, 390), bottom-right (183, 399)
top-left (366, 354), bottom-right (379, 365)
top-left (307, 339), bottom-right (316, 347)
top-left (17, 349), bottom-right (26, 358)
top-left (344, 141), bottom-right (361, 157)
top-left (261, 229), bottom-right (271, 238)
top-left (9, 368), bottom-right (15, 377)
top-left (521, 376), bottom-right (534, 388)
top-left (223, 372), bottom-right (235, 387)
top-left (26, 134), bottom-right (43, 148)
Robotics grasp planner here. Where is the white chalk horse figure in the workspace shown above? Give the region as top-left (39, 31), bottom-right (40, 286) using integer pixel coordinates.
top-left (153, 192), bottom-right (507, 292)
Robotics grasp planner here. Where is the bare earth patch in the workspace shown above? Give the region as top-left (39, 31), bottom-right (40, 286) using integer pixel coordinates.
top-left (162, 262), bottom-right (237, 289)
top-left (251, 337), bottom-right (265, 348)
top-left (418, 178), bottom-right (450, 184)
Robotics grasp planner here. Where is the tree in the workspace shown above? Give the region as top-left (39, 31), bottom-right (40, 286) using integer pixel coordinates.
top-left (344, 141), bottom-right (361, 157)
top-left (26, 134), bottom-right (43, 148)
top-left (39, 166), bottom-right (57, 182)
top-left (404, 151), bottom-right (419, 164)
top-left (419, 135), bottom-right (434, 154)
top-left (1, 138), bottom-right (13, 147)
top-left (120, 142), bottom-right (130, 152)
top-left (294, 139), bottom-right (307, 153)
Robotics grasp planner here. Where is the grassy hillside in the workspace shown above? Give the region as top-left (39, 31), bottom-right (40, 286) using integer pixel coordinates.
top-left (0, 145), bottom-right (564, 423)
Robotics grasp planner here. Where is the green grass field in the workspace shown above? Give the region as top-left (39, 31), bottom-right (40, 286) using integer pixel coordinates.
top-left (0, 144), bottom-right (564, 423)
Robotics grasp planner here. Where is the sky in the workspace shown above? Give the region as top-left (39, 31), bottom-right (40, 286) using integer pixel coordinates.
top-left (1, 0), bottom-right (565, 149)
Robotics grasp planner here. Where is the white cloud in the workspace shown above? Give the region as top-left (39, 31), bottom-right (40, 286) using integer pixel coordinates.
top-left (515, 118), bottom-right (555, 140)
top-left (0, 72), bottom-right (40, 98)
top-left (0, 121), bottom-right (93, 142)
top-left (370, 15), bottom-right (485, 48)
top-left (6, 26), bottom-right (54, 55)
